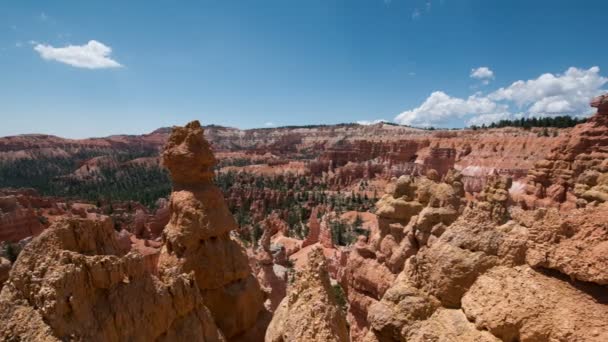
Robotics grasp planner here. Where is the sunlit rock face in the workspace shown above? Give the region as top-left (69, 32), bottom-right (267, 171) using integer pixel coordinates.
top-left (265, 247), bottom-right (349, 342)
top-left (359, 171), bottom-right (608, 342)
top-left (0, 217), bottom-right (225, 342)
top-left (520, 93), bottom-right (608, 209)
top-left (342, 170), bottom-right (466, 340)
top-left (158, 120), bottom-right (266, 339)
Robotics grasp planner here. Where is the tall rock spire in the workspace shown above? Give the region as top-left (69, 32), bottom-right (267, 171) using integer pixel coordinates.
top-left (158, 120), bottom-right (265, 339)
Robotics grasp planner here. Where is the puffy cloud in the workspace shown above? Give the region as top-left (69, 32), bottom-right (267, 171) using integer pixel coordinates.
top-left (34, 40), bottom-right (122, 69)
top-left (470, 66), bottom-right (494, 80)
top-left (394, 91), bottom-right (506, 127)
top-left (489, 66), bottom-right (606, 115)
top-left (357, 119), bottom-right (388, 125)
top-left (394, 66), bottom-right (607, 127)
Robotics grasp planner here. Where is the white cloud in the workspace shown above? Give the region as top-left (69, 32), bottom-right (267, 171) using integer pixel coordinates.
top-left (33, 40), bottom-right (123, 69)
top-left (395, 91), bottom-right (506, 127)
top-left (394, 66), bottom-right (607, 127)
top-left (489, 66), bottom-right (606, 115)
top-left (470, 66), bottom-right (494, 80)
top-left (357, 119), bottom-right (388, 125)
top-left (39, 12), bottom-right (49, 21)
top-left (264, 122), bottom-right (275, 127)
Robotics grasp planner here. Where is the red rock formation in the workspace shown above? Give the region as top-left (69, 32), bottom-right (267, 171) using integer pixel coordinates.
top-left (0, 195), bottom-right (43, 242)
top-left (319, 214), bottom-right (335, 249)
top-left (157, 121), bottom-right (265, 339)
top-left (361, 172), bottom-right (608, 341)
top-left (422, 147), bottom-right (457, 178)
top-left (0, 218), bottom-right (225, 341)
top-left (343, 171), bottom-right (465, 339)
top-left (319, 140), bottom-right (423, 167)
top-left (0, 257), bottom-right (9, 290)
top-left (265, 247), bottom-right (349, 342)
top-left (254, 224), bottom-right (288, 313)
top-left (302, 206), bottom-right (322, 248)
top-left (130, 198), bottom-right (170, 239)
top-left (520, 94), bottom-right (608, 209)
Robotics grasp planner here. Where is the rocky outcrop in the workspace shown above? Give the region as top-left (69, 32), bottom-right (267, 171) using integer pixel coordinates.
top-left (132, 198), bottom-right (170, 239)
top-left (516, 203), bottom-right (608, 285)
top-left (360, 170), bottom-right (608, 342)
top-left (0, 195), bottom-right (44, 242)
top-left (0, 257), bottom-right (9, 290)
top-left (343, 170), bottom-right (465, 339)
top-left (422, 147), bottom-right (457, 178)
top-left (364, 176), bottom-right (528, 340)
top-left (319, 213), bottom-right (335, 248)
top-left (255, 223), bottom-right (288, 313)
top-left (0, 218), bottom-right (224, 341)
top-left (319, 140), bottom-right (423, 168)
top-left (157, 120), bottom-right (265, 339)
top-left (462, 266), bottom-right (608, 341)
top-left (302, 206), bottom-right (322, 248)
top-left (265, 247), bottom-right (349, 342)
top-left (521, 94), bottom-right (608, 209)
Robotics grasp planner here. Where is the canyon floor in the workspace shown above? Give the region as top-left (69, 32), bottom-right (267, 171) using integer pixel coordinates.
top-left (0, 94), bottom-right (607, 341)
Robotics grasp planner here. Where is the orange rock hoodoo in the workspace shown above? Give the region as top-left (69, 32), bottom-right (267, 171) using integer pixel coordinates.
top-left (0, 120), bottom-right (269, 341)
top-left (158, 121), bottom-right (266, 340)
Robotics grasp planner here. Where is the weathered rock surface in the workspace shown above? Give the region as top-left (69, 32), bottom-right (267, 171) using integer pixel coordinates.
top-left (157, 120), bottom-right (265, 339)
top-left (362, 172), bottom-right (608, 342)
top-left (0, 194), bottom-right (44, 242)
top-left (0, 257), bottom-right (10, 290)
top-left (0, 218), bottom-right (225, 342)
top-left (462, 266), bottom-right (608, 342)
top-left (255, 222), bottom-right (288, 313)
top-left (521, 94), bottom-right (608, 209)
top-left (517, 203), bottom-right (608, 285)
top-left (343, 170), bottom-right (466, 339)
top-left (265, 247), bottom-right (349, 342)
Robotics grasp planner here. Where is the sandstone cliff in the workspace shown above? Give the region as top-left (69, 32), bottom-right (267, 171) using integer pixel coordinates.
top-left (265, 247), bottom-right (349, 342)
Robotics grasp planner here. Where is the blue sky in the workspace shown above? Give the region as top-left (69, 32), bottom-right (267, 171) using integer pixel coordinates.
top-left (1, 0), bottom-right (607, 138)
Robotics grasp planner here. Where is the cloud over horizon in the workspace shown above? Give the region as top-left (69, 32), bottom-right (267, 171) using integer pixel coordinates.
top-left (357, 119), bottom-right (388, 125)
top-left (34, 40), bottom-right (122, 69)
top-left (395, 66), bottom-right (607, 127)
